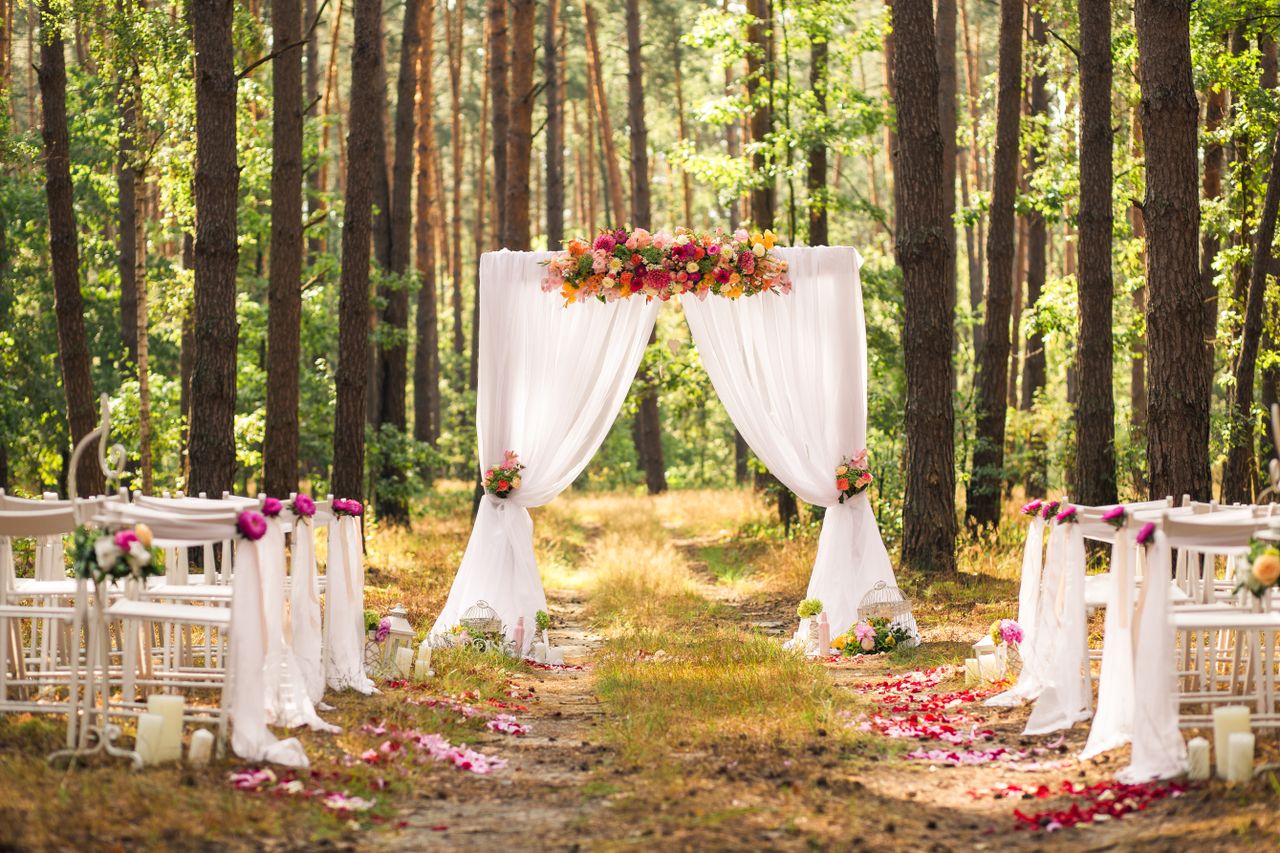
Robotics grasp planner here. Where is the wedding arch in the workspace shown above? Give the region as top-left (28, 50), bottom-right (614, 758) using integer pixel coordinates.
top-left (430, 243), bottom-right (901, 652)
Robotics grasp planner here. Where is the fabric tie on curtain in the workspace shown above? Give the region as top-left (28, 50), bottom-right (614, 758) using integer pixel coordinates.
top-left (325, 515), bottom-right (376, 694)
top-left (1118, 530), bottom-right (1186, 781)
top-left (230, 535), bottom-right (308, 767)
top-left (260, 519), bottom-right (336, 732)
top-left (289, 509), bottom-right (326, 706)
top-left (1081, 526), bottom-right (1136, 759)
top-left (430, 251), bottom-right (659, 653)
top-left (682, 246), bottom-right (901, 638)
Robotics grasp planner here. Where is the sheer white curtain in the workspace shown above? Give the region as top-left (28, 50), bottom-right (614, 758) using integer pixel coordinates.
top-left (682, 246), bottom-right (898, 635)
top-left (988, 520), bottom-right (1061, 708)
top-left (1081, 526), bottom-right (1136, 758)
top-left (1023, 519), bottom-right (1091, 734)
top-left (288, 508), bottom-right (326, 705)
top-left (325, 515), bottom-right (376, 694)
top-left (431, 251), bottom-right (660, 651)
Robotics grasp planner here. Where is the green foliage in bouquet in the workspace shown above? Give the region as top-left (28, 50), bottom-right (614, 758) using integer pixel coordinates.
top-left (796, 598), bottom-right (824, 618)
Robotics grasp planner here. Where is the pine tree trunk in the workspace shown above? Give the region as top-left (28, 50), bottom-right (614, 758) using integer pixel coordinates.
top-left (965, 0), bottom-right (1020, 529)
top-left (673, 33), bottom-right (693, 226)
top-left (935, 0), bottom-right (956, 332)
top-left (894, 0), bottom-right (955, 572)
top-left (544, 0), bottom-right (563, 248)
top-left (332, 0), bottom-right (383, 502)
top-left (807, 35), bottom-right (828, 245)
top-left (135, 170), bottom-right (152, 493)
top-left (745, 0), bottom-right (775, 228)
top-left (188, 0), bottom-right (239, 498)
top-left (505, 0), bottom-right (534, 250)
top-left (1020, 12), bottom-right (1048, 497)
top-left (305, 0), bottom-right (322, 258)
top-left (582, 1), bottom-right (626, 225)
top-left (1223, 123), bottom-right (1280, 503)
top-left (448, 0), bottom-right (466, 355)
top-left (1073, 0), bottom-right (1117, 507)
top-left (470, 79), bottom-right (488, 393)
top-left (959, 0), bottom-right (984, 356)
top-left (367, 12), bottom-right (392, 427)
top-left (1128, 109), bottom-right (1148, 452)
top-left (179, 233), bottom-right (195, 483)
top-left (1135, 0), bottom-right (1211, 503)
top-left (1199, 58), bottom-right (1226, 390)
top-left (486, 0), bottom-right (510, 247)
top-left (413, 0), bottom-right (440, 471)
top-left (39, 0), bottom-right (102, 497)
top-left (117, 33), bottom-right (138, 369)
top-left (264, 0), bottom-right (304, 498)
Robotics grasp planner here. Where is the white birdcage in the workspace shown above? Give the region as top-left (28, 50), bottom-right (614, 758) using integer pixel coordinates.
top-left (857, 581), bottom-right (912, 622)
top-left (460, 600), bottom-right (503, 635)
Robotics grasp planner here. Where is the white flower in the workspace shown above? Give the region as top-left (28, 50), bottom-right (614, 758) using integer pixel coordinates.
top-left (125, 541), bottom-right (152, 573)
top-left (752, 243), bottom-right (766, 257)
top-left (93, 537), bottom-right (123, 572)
top-left (686, 261), bottom-right (698, 273)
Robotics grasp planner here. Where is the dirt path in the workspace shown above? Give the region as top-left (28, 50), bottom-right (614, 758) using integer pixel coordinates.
top-left (383, 589), bottom-right (605, 851)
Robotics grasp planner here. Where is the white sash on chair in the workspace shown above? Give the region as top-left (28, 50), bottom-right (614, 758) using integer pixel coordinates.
top-left (1081, 527), bottom-right (1136, 758)
top-left (288, 513), bottom-right (326, 705)
top-left (324, 516), bottom-right (377, 694)
top-left (987, 517), bottom-right (1051, 707)
top-left (1024, 521), bottom-right (1092, 734)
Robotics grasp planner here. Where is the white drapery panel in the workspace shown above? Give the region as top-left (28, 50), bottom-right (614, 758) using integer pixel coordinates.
top-left (682, 246), bottom-right (897, 635)
top-left (288, 511), bottom-right (326, 705)
top-left (431, 251), bottom-right (660, 650)
top-left (1081, 527), bottom-right (1136, 758)
top-left (1023, 520), bottom-right (1091, 734)
top-left (988, 520), bottom-right (1060, 708)
top-left (325, 516), bottom-right (376, 694)
top-left (230, 536), bottom-right (308, 767)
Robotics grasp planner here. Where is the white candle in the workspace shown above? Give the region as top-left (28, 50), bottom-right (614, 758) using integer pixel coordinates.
top-left (978, 653), bottom-right (1001, 683)
top-left (1213, 705), bottom-right (1251, 777)
top-left (188, 729), bottom-right (214, 767)
top-left (530, 641), bottom-right (547, 663)
top-left (135, 713), bottom-right (165, 766)
top-left (964, 658), bottom-right (979, 687)
top-left (395, 646), bottom-right (414, 678)
top-left (1186, 737), bottom-right (1210, 781)
top-left (147, 694), bottom-right (185, 763)
top-left (1227, 732), bottom-right (1255, 784)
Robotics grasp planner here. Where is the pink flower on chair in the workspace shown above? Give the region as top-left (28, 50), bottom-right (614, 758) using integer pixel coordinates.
top-left (290, 494), bottom-right (316, 518)
top-left (114, 529), bottom-right (139, 551)
top-left (237, 510), bottom-right (267, 542)
top-left (261, 496), bottom-right (283, 517)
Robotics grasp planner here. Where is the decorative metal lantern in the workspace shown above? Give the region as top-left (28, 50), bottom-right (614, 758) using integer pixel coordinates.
top-left (972, 634), bottom-right (1005, 682)
top-left (857, 581), bottom-right (912, 623)
top-left (383, 604), bottom-right (415, 661)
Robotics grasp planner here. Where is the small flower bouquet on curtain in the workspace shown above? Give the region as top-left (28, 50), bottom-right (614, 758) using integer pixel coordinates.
top-left (483, 451), bottom-right (525, 499)
top-left (1234, 538), bottom-right (1280, 603)
top-left (72, 524), bottom-right (162, 586)
top-left (836, 450), bottom-right (873, 503)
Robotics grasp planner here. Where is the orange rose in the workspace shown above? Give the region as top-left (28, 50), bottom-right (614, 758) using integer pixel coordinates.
top-left (837, 478), bottom-right (850, 491)
top-left (1253, 552), bottom-right (1280, 586)
top-left (568, 239), bottom-right (587, 257)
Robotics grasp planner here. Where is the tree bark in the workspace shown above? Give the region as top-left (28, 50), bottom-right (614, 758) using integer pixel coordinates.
top-left (1199, 69), bottom-right (1226, 391)
top-left (807, 34), bottom-right (828, 245)
top-left (935, 0), bottom-right (956, 332)
top-left (188, 0), bottom-right (239, 498)
top-left (117, 20), bottom-right (138, 369)
top-left (893, 0), bottom-right (955, 572)
top-left (959, 0), bottom-right (984, 355)
top-left (413, 0), bottom-right (440, 467)
top-left (39, 0), bottom-right (103, 497)
top-left (1223, 123), bottom-right (1280, 503)
top-left (745, 0), bottom-right (775, 228)
top-left (544, 0), bottom-right (563, 248)
top-left (965, 0), bottom-right (1021, 529)
top-left (582, 1), bottom-right (626, 225)
top-left (486, 0), bottom-right (510, 245)
top-left (1073, 0), bottom-right (1116, 507)
top-left (305, 0), bottom-right (322, 258)
top-left (673, 31), bottom-right (693, 226)
top-left (1020, 12), bottom-right (1047, 496)
top-left (332, 0), bottom-right (382, 501)
top-left (179, 233), bottom-right (195, 483)
top-left (470, 77), bottom-right (488, 391)
top-left (264, 0), bottom-right (304, 497)
top-left (448, 0), bottom-right (466, 355)
top-left (1135, 0), bottom-right (1210, 503)
top-left (135, 169), bottom-right (152, 493)
top-left (506, 0), bottom-right (534, 249)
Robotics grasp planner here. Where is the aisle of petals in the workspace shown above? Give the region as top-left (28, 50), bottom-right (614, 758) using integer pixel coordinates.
top-left (845, 666), bottom-right (1188, 833)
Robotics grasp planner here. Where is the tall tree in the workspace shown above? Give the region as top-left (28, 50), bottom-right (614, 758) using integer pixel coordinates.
top-left (935, 0), bottom-right (956, 325)
top-left (807, 24), bottom-right (828, 245)
top-left (745, 0), bottom-right (775, 228)
top-left (1134, 0), bottom-right (1210, 502)
top-left (264, 0), bottom-right (305, 497)
top-left (413, 0), bottom-right (440, 464)
top-left (626, 0), bottom-right (666, 495)
top-left (448, 0), bottom-right (466, 356)
top-left (374, 0), bottom-right (423, 524)
top-left (582, 1), bottom-right (626, 224)
top-left (893, 0), bottom-right (955, 572)
top-left (188, 0), bottom-right (239, 498)
top-left (486, 0), bottom-right (510, 245)
top-left (544, 0), bottom-right (563, 248)
top-left (1020, 11), bottom-right (1048, 497)
top-left (116, 0), bottom-right (139, 369)
top-left (332, 0), bottom-right (383, 501)
top-left (1073, 0), bottom-right (1116, 506)
top-left (1199, 54), bottom-right (1226, 389)
top-left (305, 0), bottom-right (322, 258)
top-left (38, 0), bottom-right (103, 497)
top-left (965, 0), bottom-right (1021, 528)
top-left (506, 0), bottom-right (534, 249)
top-left (1223, 123), bottom-right (1280, 502)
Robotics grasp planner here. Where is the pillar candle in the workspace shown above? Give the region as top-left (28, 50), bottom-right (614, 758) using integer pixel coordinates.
top-left (1186, 737), bottom-right (1210, 781)
top-left (1213, 705), bottom-right (1251, 777)
top-left (135, 713), bottom-right (165, 766)
top-left (1227, 732), bottom-right (1255, 784)
top-left (817, 613), bottom-right (830, 657)
top-left (395, 646), bottom-right (414, 679)
top-left (531, 641), bottom-right (548, 664)
top-left (964, 658), bottom-right (979, 687)
top-left (147, 694), bottom-right (185, 763)
top-left (188, 729), bottom-right (214, 768)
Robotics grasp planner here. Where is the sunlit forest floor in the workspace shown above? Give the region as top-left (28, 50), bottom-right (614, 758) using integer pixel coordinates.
top-left (2, 485), bottom-right (1279, 850)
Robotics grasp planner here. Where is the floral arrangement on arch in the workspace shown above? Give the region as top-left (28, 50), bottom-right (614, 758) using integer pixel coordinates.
top-left (72, 524), bottom-right (162, 586)
top-left (831, 616), bottom-right (917, 656)
top-left (836, 450), bottom-right (873, 503)
top-left (1235, 538), bottom-right (1280, 598)
top-left (541, 226), bottom-right (790, 305)
top-left (988, 618), bottom-right (1022, 647)
top-left (484, 451), bottom-right (525, 499)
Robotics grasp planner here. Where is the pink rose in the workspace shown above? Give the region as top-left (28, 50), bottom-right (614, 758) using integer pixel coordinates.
top-left (291, 493), bottom-right (316, 518)
top-left (237, 510), bottom-right (267, 542)
top-left (114, 529), bottom-right (139, 551)
top-left (262, 496), bottom-right (283, 517)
